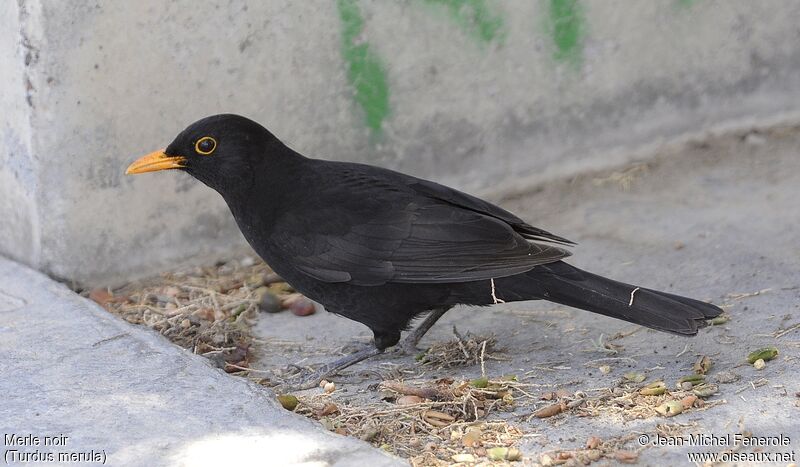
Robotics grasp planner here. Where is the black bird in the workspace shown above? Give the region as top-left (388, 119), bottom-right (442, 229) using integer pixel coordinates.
top-left (126, 114), bottom-right (722, 387)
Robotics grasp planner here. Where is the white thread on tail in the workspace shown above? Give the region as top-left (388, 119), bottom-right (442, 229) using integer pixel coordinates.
top-left (629, 287), bottom-right (640, 306)
top-left (491, 278), bottom-right (505, 305)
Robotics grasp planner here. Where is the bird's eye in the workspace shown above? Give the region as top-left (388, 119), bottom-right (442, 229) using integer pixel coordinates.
top-left (195, 136), bottom-right (217, 155)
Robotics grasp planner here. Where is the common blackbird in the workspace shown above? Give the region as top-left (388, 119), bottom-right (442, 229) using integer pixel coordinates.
top-left (127, 114), bottom-right (722, 387)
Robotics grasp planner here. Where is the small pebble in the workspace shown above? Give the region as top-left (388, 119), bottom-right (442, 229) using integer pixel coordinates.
top-left (753, 358), bottom-right (766, 370)
top-left (599, 365), bottom-right (611, 374)
top-left (323, 381), bottom-right (336, 393)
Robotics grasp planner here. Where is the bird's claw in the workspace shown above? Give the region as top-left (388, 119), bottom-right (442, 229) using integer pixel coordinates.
top-left (276, 365), bottom-right (332, 391)
top-left (397, 342), bottom-right (422, 356)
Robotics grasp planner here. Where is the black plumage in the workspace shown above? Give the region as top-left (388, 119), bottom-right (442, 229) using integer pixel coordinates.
top-left (127, 114), bottom-right (722, 384)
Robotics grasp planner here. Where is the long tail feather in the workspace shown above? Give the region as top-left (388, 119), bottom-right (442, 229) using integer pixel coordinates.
top-left (530, 262), bottom-right (722, 335)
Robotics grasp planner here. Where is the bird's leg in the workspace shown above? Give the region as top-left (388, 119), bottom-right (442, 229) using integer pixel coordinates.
top-left (281, 345), bottom-right (384, 390)
top-left (279, 330), bottom-right (398, 390)
top-left (398, 307), bottom-right (451, 355)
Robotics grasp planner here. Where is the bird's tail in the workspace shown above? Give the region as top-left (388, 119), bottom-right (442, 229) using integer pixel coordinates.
top-left (527, 262), bottom-right (722, 335)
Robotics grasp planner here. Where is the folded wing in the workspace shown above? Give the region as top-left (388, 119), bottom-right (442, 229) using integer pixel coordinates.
top-left (271, 164), bottom-right (572, 286)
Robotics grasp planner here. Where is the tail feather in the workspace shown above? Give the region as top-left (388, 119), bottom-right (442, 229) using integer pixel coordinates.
top-left (531, 262), bottom-right (722, 335)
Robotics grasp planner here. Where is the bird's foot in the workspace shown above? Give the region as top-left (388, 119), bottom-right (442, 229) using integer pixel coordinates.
top-left (278, 366), bottom-right (335, 391)
top-left (397, 340), bottom-right (423, 356)
top-left (275, 345), bottom-right (383, 391)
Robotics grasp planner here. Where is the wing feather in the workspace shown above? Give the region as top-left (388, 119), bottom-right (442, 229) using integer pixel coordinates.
top-left (272, 163), bottom-right (572, 286)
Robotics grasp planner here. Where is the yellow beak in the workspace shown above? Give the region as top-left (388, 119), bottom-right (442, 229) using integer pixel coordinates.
top-left (125, 149), bottom-right (186, 175)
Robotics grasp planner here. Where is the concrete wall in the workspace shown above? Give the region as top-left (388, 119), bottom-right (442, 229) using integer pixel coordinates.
top-left (3, 0), bottom-right (800, 285)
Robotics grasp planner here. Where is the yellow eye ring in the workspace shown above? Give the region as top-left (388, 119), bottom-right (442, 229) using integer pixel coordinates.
top-left (195, 136), bottom-right (217, 155)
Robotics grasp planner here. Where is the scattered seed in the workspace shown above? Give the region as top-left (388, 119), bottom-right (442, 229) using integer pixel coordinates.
top-left (567, 398), bottom-right (585, 409)
top-left (381, 380), bottom-right (441, 400)
top-left (316, 402), bottom-right (339, 417)
top-left (693, 355), bottom-right (713, 374)
top-left (277, 394), bottom-right (298, 411)
top-left (655, 400), bottom-right (684, 417)
top-left (715, 371), bottom-right (741, 384)
top-left (709, 315), bottom-right (730, 325)
top-left (614, 450), bottom-right (639, 463)
top-left (640, 381), bottom-right (667, 396)
top-left (451, 453), bottom-right (476, 463)
top-left (747, 347), bottom-right (778, 363)
top-left (397, 395), bottom-right (424, 405)
top-left (423, 410), bottom-right (455, 427)
top-left (471, 376), bottom-right (489, 388)
top-left (288, 297), bottom-right (316, 316)
top-left (461, 428), bottom-right (482, 447)
top-left (534, 402), bottom-right (566, 418)
top-left (678, 374), bottom-right (706, 389)
top-left (693, 383), bottom-right (719, 398)
top-left (586, 436), bottom-right (602, 449)
top-left (256, 287), bottom-right (283, 313)
top-left (623, 372), bottom-right (646, 383)
top-left (487, 447), bottom-right (522, 461)
top-left (680, 394), bottom-right (698, 409)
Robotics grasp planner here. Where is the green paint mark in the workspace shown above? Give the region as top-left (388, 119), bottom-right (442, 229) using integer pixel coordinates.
top-left (337, 0), bottom-right (390, 133)
top-left (423, 0), bottom-right (505, 44)
top-left (676, 0), bottom-right (695, 7)
top-left (548, 0), bottom-right (584, 65)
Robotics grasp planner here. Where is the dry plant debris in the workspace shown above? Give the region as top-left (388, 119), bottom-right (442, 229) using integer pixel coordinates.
top-left (417, 328), bottom-right (498, 369)
top-left (292, 376), bottom-right (527, 465)
top-left (85, 257), bottom-right (307, 373)
top-left (84, 256), bottom-right (732, 466)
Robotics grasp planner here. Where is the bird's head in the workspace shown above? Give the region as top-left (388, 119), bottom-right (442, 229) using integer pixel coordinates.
top-left (126, 114), bottom-right (282, 194)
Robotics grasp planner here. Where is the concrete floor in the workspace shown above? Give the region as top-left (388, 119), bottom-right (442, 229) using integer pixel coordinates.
top-left (253, 124), bottom-right (800, 464)
top-left (0, 262), bottom-right (400, 466)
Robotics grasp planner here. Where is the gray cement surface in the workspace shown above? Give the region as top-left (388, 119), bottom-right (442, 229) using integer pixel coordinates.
top-left (0, 259), bottom-right (402, 466)
top-left (251, 125), bottom-right (800, 464)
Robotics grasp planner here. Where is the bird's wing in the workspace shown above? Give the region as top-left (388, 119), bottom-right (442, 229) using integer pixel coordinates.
top-left (406, 177), bottom-right (575, 245)
top-left (271, 164), bottom-right (572, 286)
